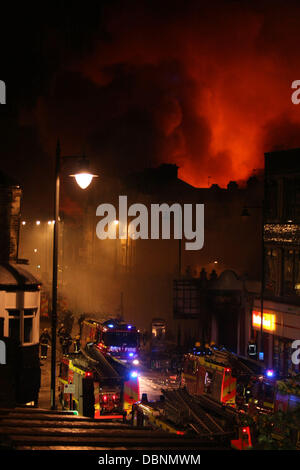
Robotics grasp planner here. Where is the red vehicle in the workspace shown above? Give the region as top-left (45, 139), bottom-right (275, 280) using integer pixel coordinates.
top-left (182, 352), bottom-right (237, 406)
top-left (81, 319), bottom-right (140, 365)
top-left (58, 350), bottom-right (139, 419)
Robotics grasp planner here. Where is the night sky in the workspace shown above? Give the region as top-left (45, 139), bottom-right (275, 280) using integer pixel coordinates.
top-left (1, 0), bottom-right (300, 217)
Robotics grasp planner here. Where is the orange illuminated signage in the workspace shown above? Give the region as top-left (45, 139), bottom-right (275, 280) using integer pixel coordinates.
top-left (252, 311), bottom-right (276, 332)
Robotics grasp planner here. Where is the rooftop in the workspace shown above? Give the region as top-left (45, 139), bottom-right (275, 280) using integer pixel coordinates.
top-left (0, 263), bottom-right (40, 290)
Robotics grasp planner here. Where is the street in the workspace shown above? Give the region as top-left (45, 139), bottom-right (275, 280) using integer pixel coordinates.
top-left (38, 342), bottom-right (179, 408)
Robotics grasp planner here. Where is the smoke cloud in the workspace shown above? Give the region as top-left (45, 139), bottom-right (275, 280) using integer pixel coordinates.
top-left (1, 0), bottom-right (300, 217)
top-left (19, 0), bottom-right (300, 193)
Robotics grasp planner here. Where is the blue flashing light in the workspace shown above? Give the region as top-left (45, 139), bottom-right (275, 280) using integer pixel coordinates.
top-left (128, 352), bottom-right (134, 357)
top-left (130, 371), bottom-right (138, 378)
top-left (108, 324), bottom-right (114, 328)
top-left (127, 325), bottom-right (132, 329)
top-left (266, 369), bottom-right (274, 378)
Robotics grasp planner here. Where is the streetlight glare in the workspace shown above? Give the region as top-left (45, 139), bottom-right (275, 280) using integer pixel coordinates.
top-left (73, 172), bottom-right (94, 189)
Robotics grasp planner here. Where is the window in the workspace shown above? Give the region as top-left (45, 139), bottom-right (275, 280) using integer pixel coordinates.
top-left (24, 318), bottom-right (33, 343)
top-left (283, 249), bottom-right (294, 295)
top-left (283, 178), bottom-right (295, 222)
top-left (295, 179), bottom-right (300, 222)
top-left (7, 309), bottom-right (21, 343)
top-left (294, 251), bottom-right (300, 296)
top-left (24, 308), bottom-right (37, 316)
top-left (9, 318), bottom-right (20, 342)
top-left (6, 308), bottom-right (36, 345)
top-left (265, 179), bottom-right (278, 220)
top-left (204, 371), bottom-right (213, 394)
top-left (282, 177), bottom-right (300, 223)
top-left (7, 309), bottom-right (20, 317)
top-left (280, 249), bottom-right (300, 297)
top-left (265, 248), bottom-right (279, 294)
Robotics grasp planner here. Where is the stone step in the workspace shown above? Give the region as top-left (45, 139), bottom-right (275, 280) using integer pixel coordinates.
top-left (7, 434), bottom-right (218, 448)
top-left (0, 426), bottom-right (168, 439)
top-left (0, 419), bottom-right (135, 429)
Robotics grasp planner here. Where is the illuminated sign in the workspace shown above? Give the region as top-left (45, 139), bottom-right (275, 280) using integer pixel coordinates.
top-left (252, 311), bottom-right (276, 332)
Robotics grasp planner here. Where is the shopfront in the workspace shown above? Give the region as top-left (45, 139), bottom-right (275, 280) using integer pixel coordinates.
top-left (252, 299), bottom-right (300, 376)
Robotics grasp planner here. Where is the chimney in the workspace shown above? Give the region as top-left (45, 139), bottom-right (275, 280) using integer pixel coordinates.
top-left (0, 171), bottom-right (22, 263)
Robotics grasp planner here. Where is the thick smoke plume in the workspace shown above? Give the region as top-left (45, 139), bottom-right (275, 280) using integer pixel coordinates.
top-left (2, 0), bottom-right (300, 217)
top-left (24, 0), bottom-right (300, 193)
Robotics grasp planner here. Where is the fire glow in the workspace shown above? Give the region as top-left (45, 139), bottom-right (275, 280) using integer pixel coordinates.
top-left (29, 2), bottom-right (300, 190)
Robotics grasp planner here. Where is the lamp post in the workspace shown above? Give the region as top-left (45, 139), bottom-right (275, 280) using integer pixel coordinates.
top-left (50, 140), bottom-right (97, 409)
top-left (241, 201), bottom-right (265, 361)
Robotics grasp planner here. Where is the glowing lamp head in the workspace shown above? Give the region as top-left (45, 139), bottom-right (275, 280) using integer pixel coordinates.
top-left (133, 359), bottom-right (139, 365)
top-left (73, 172), bottom-right (93, 189)
top-left (70, 156), bottom-right (98, 189)
top-left (266, 369), bottom-right (274, 378)
top-left (128, 352), bottom-right (134, 357)
top-left (130, 371), bottom-right (139, 378)
top-left (108, 324), bottom-right (114, 328)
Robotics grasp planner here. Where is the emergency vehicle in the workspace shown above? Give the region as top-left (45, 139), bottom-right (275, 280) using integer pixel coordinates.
top-left (58, 345), bottom-right (140, 419)
top-left (240, 375), bottom-right (300, 449)
top-left (81, 318), bottom-right (140, 365)
top-left (181, 348), bottom-right (257, 408)
top-left (245, 373), bottom-right (300, 415)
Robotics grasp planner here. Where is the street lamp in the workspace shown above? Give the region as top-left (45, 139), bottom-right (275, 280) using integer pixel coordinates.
top-left (241, 203), bottom-right (265, 361)
top-left (50, 140), bottom-right (97, 409)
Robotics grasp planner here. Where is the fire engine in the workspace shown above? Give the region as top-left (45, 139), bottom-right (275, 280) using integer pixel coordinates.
top-left (246, 373), bottom-right (300, 413)
top-left (181, 348), bottom-right (258, 408)
top-left (81, 318), bottom-right (140, 365)
top-left (58, 344), bottom-right (140, 419)
top-left (182, 348), bottom-right (300, 448)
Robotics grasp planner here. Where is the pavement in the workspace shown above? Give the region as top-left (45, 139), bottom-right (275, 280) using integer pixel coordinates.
top-left (38, 343), bottom-right (62, 410)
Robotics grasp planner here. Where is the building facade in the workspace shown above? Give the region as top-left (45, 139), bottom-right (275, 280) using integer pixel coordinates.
top-left (251, 149), bottom-right (300, 375)
top-left (0, 171), bottom-right (41, 406)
